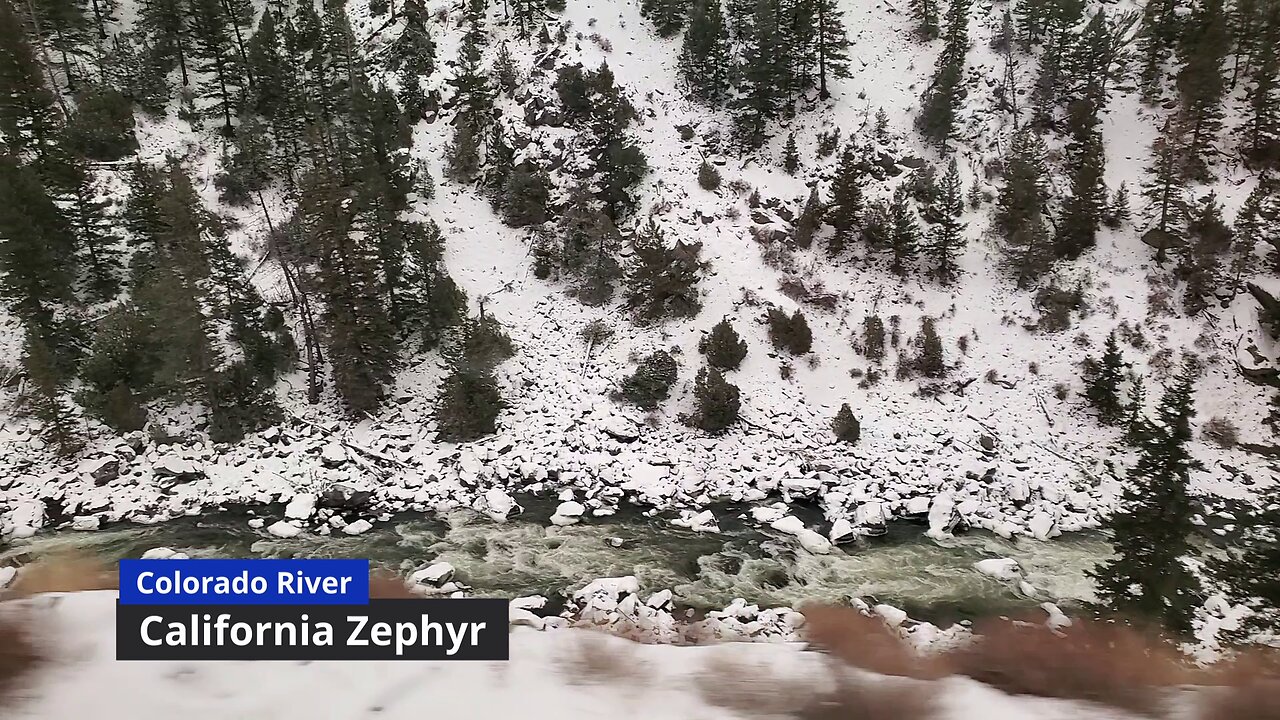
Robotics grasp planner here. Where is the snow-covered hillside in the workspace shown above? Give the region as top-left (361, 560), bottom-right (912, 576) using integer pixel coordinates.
top-left (1, 0), bottom-right (1278, 634)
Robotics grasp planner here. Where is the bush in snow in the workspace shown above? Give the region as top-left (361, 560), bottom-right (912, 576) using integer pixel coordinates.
top-left (1201, 416), bottom-right (1239, 448)
top-left (862, 315), bottom-right (886, 362)
top-left (500, 165), bottom-right (550, 227)
top-left (699, 319), bottom-right (748, 370)
top-left (832, 403), bottom-right (860, 444)
top-left (767, 308), bottom-right (812, 355)
top-left (684, 365), bottom-right (740, 434)
top-left (698, 159), bottom-right (721, 190)
top-left (619, 350), bottom-right (679, 409)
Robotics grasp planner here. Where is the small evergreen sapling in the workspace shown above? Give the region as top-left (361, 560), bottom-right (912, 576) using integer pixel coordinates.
top-left (685, 364), bottom-right (740, 434)
top-left (832, 403), bottom-right (860, 443)
top-left (699, 319), bottom-right (749, 370)
top-left (620, 350), bottom-right (679, 409)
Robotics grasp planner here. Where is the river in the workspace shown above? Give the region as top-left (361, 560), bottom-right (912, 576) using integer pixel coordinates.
top-left (1, 498), bottom-right (1114, 623)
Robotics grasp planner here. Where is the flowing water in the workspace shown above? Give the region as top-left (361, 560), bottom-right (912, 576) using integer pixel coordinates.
top-left (1, 500), bottom-right (1113, 624)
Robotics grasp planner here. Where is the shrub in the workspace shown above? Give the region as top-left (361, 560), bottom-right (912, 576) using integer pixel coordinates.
top-left (800, 604), bottom-right (946, 679)
top-left (685, 365), bottom-right (740, 434)
top-left (913, 318), bottom-right (946, 378)
top-left (0, 608), bottom-right (43, 703)
top-left (620, 350), bottom-right (678, 409)
top-left (863, 315), bottom-right (886, 362)
top-left (832, 403), bottom-right (860, 444)
top-left (64, 84), bottom-right (138, 161)
top-left (948, 618), bottom-right (1183, 716)
top-left (767, 308), bottom-right (813, 355)
top-left (698, 159), bottom-right (722, 190)
top-left (434, 366), bottom-right (504, 441)
top-left (1201, 416), bottom-right (1239, 448)
top-left (699, 319), bottom-right (748, 370)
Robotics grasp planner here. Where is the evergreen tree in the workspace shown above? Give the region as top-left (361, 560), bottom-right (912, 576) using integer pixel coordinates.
top-left (21, 334), bottom-right (82, 455)
top-left (642, 0), bottom-right (689, 37)
top-left (783, 132), bottom-right (799, 174)
top-left (914, 317), bottom-right (946, 377)
top-left (449, 2), bottom-right (491, 135)
top-left (910, 0), bottom-right (940, 39)
top-left (686, 364), bottom-right (740, 434)
top-left (188, 0), bottom-right (246, 135)
top-left (832, 402), bottom-right (860, 443)
top-left (1135, 0), bottom-right (1182, 102)
top-left (1141, 118), bottom-right (1190, 262)
top-left (578, 63), bottom-right (646, 219)
top-left (915, 0), bottom-right (970, 146)
top-left (100, 32), bottom-right (169, 115)
top-left (63, 85), bottom-right (138, 161)
top-left (793, 186), bottom-right (822, 249)
top-left (1175, 0), bottom-right (1229, 180)
top-left (734, 0), bottom-right (785, 147)
top-left (888, 184), bottom-right (919, 275)
top-left (1057, 99), bottom-right (1108, 259)
top-left (1103, 181), bottom-right (1132, 228)
top-left (813, 0), bottom-right (852, 99)
top-left (620, 349), bottom-right (678, 409)
top-left (1082, 330), bottom-right (1125, 423)
top-left (512, 0), bottom-right (548, 38)
top-left (64, 161), bottom-right (122, 302)
top-left (0, 3), bottom-right (67, 179)
top-left (625, 220), bottom-right (707, 321)
top-left (996, 128), bottom-right (1053, 287)
top-left (435, 317), bottom-right (509, 442)
top-left (698, 158), bottom-right (721, 190)
top-left (766, 307), bottom-right (812, 354)
top-left (1240, 0), bottom-right (1280, 169)
top-left (559, 183), bottom-right (623, 305)
top-left (699, 318), bottom-right (748, 370)
top-left (0, 156), bottom-right (82, 371)
top-left (927, 158), bottom-right (965, 284)
top-left (500, 164), bottom-right (550, 227)
top-left (1215, 484), bottom-right (1280, 640)
top-left (826, 143), bottom-right (863, 255)
top-left (1028, 0), bottom-right (1084, 128)
top-left (1091, 365), bottom-right (1203, 635)
top-left (1123, 373), bottom-right (1150, 445)
top-left (679, 0), bottom-right (731, 103)
top-left (1179, 192), bottom-right (1233, 314)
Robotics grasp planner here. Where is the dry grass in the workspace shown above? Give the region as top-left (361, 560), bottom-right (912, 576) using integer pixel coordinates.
top-left (697, 651), bottom-right (936, 720)
top-left (796, 678), bottom-right (936, 720)
top-left (948, 618), bottom-right (1185, 716)
top-left (800, 604), bottom-right (948, 679)
top-left (367, 571), bottom-right (418, 599)
top-left (558, 632), bottom-right (652, 687)
top-left (0, 608), bottom-right (45, 706)
top-left (1, 555), bottom-right (117, 599)
top-left (1198, 652), bottom-right (1280, 720)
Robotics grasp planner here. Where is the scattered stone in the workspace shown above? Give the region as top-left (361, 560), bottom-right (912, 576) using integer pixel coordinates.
top-left (974, 558), bottom-right (1022, 582)
top-left (410, 562), bottom-right (456, 586)
top-left (71, 515), bottom-right (100, 531)
top-left (267, 520), bottom-right (303, 538)
top-left (342, 519), bottom-right (373, 536)
top-left (551, 500), bottom-right (586, 526)
top-left (284, 493), bottom-right (318, 521)
top-left (320, 443), bottom-right (347, 468)
top-left (153, 455), bottom-right (202, 481)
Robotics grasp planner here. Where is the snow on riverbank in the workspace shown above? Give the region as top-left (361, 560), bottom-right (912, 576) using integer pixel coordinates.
top-left (0, 589), bottom-right (1173, 720)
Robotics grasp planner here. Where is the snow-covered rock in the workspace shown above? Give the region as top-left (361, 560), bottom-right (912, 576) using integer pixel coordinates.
top-left (342, 519), bottom-right (373, 535)
top-left (320, 443), bottom-right (347, 468)
top-left (267, 520), bottom-right (303, 538)
top-left (551, 500), bottom-right (586, 526)
top-left (0, 566), bottom-right (17, 590)
top-left (285, 493), bottom-right (317, 521)
top-left (974, 558), bottom-right (1022, 582)
top-left (874, 604), bottom-right (909, 628)
top-left (480, 488), bottom-right (519, 522)
top-left (410, 563), bottom-right (456, 586)
top-left (153, 455), bottom-right (201, 480)
top-left (71, 515), bottom-right (100, 531)
top-left (141, 547), bottom-right (189, 560)
top-left (927, 492), bottom-right (958, 540)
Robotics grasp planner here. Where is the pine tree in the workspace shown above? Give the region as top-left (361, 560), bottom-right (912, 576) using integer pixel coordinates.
top-left (910, 0), bottom-right (940, 39)
top-left (1057, 99), bottom-right (1108, 259)
top-left (1103, 181), bottom-right (1132, 228)
top-left (734, 0), bottom-right (785, 147)
top-left (826, 143), bottom-right (863, 255)
top-left (63, 85), bottom-right (138, 161)
top-left (65, 160), bottom-right (123, 302)
top-left (679, 0), bottom-right (731, 103)
top-left (1179, 192), bottom-right (1233, 314)
top-left (916, 0), bottom-right (970, 146)
top-left (1175, 0), bottom-right (1229, 180)
top-left (686, 364), bottom-right (740, 434)
top-left (1028, 0), bottom-right (1084, 128)
top-left (449, 2), bottom-right (491, 136)
top-left (832, 402), bottom-right (860, 443)
top-left (793, 186), bottom-right (822, 249)
top-left (559, 184), bottom-right (623, 305)
top-left (783, 132), bottom-right (799, 174)
top-left (582, 63), bottom-right (647, 219)
top-left (500, 164), bottom-right (550, 227)
top-left (100, 32), bottom-right (169, 115)
top-left (620, 349), bottom-right (678, 409)
top-left (813, 0), bottom-right (852, 99)
top-left (1141, 118), bottom-right (1190, 262)
top-left (188, 0), bottom-right (246, 136)
top-left (1135, 0), bottom-right (1183, 102)
top-left (0, 3), bottom-right (67, 179)
top-left (138, 0), bottom-right (192, 87)
top-left (21, 334), bottom-right (82, 455)
top-left (889, 184), bottom-right (919, 275)
top-left (766, 307), bottom-right (812, 354)
top-left (1123, 373), bottom-right (1150, 445)
top-left (1091, 365), bottom-right (1203, 635)
top-left (642, 0), bottom-right (689, 37)
top-left (0, 156), bottom-right (82, 371)
top-left (1214, 484), bottom-right (1280, 640)
top-left (699, 318), bottom-right (748, 370)
top-left (511, 0), bottom-right (548, 39)
top-left (928, 158), bottom-right (965, 284)
top-left (626, 220), bottom-right (707, 321)
top-left (1082, 330), bottom-right (1125, 423)
top-left (697, 158), bottom-right (721, 190)
top-left (1240, 0), bottom-right (1280, 169)
top-left (996, 128), bottom-right (1053, 287)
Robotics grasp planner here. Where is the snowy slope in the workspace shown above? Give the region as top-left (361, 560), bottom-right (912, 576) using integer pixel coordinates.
top-left (1, 0), bottom-right (1277, 568)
